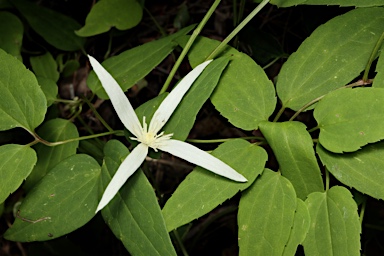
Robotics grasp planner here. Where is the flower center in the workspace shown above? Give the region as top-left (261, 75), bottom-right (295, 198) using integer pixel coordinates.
top-left (131, 116), bottom-right (173, 151)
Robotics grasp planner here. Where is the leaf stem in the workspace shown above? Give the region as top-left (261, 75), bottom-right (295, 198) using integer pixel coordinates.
top-left (82, 96), bottom-right (114, 132)
top-left (363, 31), bottom-right (384, 82)
top-left (33, 130), bottom-right (124, 147)
top-left (308, 126), bottom-right (319, 133)
top-left (206, 0), bottom-right (270, 60)
top-left (173, 229), bottom-right (189, 256)
top-left (273, 105), bottom-right (286, 122)
top-left (325, 168), bottom-right (330, 191)
top-left (159, 0), bottom-right (222, 95)
top-left (187, 136), bottom-right (264, 143)
top-left (359, 199), bottom-right (367, 226)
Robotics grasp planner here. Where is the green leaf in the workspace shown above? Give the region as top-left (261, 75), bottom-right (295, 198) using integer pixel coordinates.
top-left (238, 169), bottom-right (297, 256)
top-left (259, 121), bottom-right (324, 199)
top-left (12, 0), bottom-right (85, 51)
top-left (373, 45), bottom-right (384, 88)
top-left (303, 186), bottom-right (361, 256)
top-left (101, 140), bottom-right (176, 256)
top-left (162, 139), bottom-right (267, 231)
top-left (179, 36), bottom-right (276, 130)
top-left (30, 52), bottom-right (60, 82)
top-left (87, 25), bottom-right (194, 99)
top-left (4, 154), bottom-right (100, 242)
top-left (283, 199), bottom-right (310, 256)
top-left (314, 87), bottom-right (384, 153)
top-left (0, 11), bottom-right (23, 61)
top-left (260, 0), bottom-right (384, 7)
top-left (0, 49), bottom-right (47, 132)
top-left (0, 145), bottom-right (37, 204)
top-left (276, 7), bottom-right (384, 111)
top-left (163, 57), bottom-right (230, 140)
top-left (76, 0), bottom-right (143, 37)
top-left (24, 119), bottom-right (79, 191)
top-left (37, 77), bottom-right (58, 107)
top-left (317, 143), bottom-right (384, 200)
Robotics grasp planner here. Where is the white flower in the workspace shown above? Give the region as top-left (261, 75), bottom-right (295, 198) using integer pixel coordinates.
top-left (88, 55), bottom-right (247, 213)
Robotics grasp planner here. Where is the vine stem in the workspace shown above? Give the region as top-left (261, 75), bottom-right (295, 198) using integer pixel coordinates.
top-left (159, 0), bottom-right (222, 95)
top-left (363, 31), bottom-right (384, 82)
top-left (359, 200), bottom-right (367, 226)
top-left (30, 130), bottom-right (124, 147)
top-left (206, 0), bottom-right (270, 60)
top-left (325, 168), bottom-right (330, 191)
top-left (173, 230), bottom-right (189, 256)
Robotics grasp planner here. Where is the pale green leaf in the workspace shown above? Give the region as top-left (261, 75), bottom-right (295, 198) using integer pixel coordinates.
top-left (162, 139), bottom-right (267, 231)
top-left (238, 169), bottom-right (297, 256)
top-left (101, 140), bottom-right (176, 256)
top-left (314, 87), bottom-right (384, 153)
top-left (178, 36), bottom-right (276, 130)
top-left (317, 143), bottom-right (384, 200)
top-left (87, 25), bottom-right (194, 99)
top-left (0, 49), bottom-right (47, 132)
top-left (277, 7), bottom-right (384, 111)
top-left (37, 77), bottom-right (58, 107)
top-left (12, 0), bottom-right (85, 51)
top-left (0, 145), bottom-right (37, 204)
top-left (0, 11), bottom-right (23, 60)
top-left (4, 154), bottom-right (100, 242)
top-left (76, 0), bottom-right (142, 37)
top-left (30, 52), bottom-right (60, 82)
top-left (163, 57), bottom-right (229, 140)
top-left (303, 186), bottom-right (361, 256)
top-left (283, 199), bottom-right (310, 256)
top-left (24, 119), bottom-right (79, 191)
top-left (259, 121), bottom-right (324, 199)
top-left (373, 47), bottom-right (384, 88)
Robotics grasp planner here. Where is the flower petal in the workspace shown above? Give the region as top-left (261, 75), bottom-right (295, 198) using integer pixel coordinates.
top-left (88, 55), bottom-right (142, 137)
top-left (96, 143), bottom-right (149, 213)
top-left (158, 139), bottom-right (247, 182)
top-left (149, 60), bottom-right (213, 134)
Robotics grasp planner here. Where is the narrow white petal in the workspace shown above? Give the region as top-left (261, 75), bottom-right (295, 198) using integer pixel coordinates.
top-left (158, 139), bottom-right (247, 182)
top-left (149, 60), bottom-right (213, 134)
top-left (88, 55), bottom-right (142, 137)
top-left (95, 143), bottom-right (149, 213)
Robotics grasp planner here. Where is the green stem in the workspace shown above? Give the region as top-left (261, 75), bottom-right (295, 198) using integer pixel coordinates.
top-left (145, 7), bottom-right (167, 37)
top-left (173, 230), bottom-right (189, 256)
top-left (206, 0), bottom-right (270, 60)
top-left (308, 126), bottom-right (319, 133)
top-left (83, 97), bottom-right (114, 132)
top-left (273, 105), bottom-right (286, 122)
top-left (359, 199), bottom-right (367, 226)
top-left (325, 168), bottom-right (330, 191)
top-left (159, 0), bottom-right (222, 95)
top-left (363, 31), bottom-right (384, 82)
top-left (187, 136), bottom-right (264, 143)
top-left (33, 130), bottom-right (124, 147)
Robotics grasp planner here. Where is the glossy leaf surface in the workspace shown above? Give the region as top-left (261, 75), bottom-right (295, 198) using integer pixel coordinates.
top-left (259, 121), bottom-right (324, 199)
top-left (315, 88), bottom-right (384, 153)
top-left (101, 140), bottom-right (176, 256)
top-left (162, 139), bottom-right (267, 231)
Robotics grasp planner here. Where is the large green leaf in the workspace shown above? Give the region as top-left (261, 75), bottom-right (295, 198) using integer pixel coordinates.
top-left (30, 52), bottom-right (60, 82)
top-left (0, 11), bottom-right (23, 60)
top-left (0, 49), bottom-right (47, 132)
top-left (4, 154), bottom-right (100, 242)
top-left (259, 121), bottom-right (324, 199)
top-left (76, 0), bottom-right (142, 37)
top-left (37, 77), bottom-right (58, 107)
top-left (314, 87), bottom-right (384, 153)
top-left (238, 169), bottom-right (297, 255)
top-left (283, 199), bottom-right (310, 256)
top-left (12, 0), bottom-right (85, 51)
top-left (24, 119), bottom-right (79, 191)
top-left (87, 25), bottom-right (194, 99)
top-left (317, 143), bottom-right (384, 200)
top-left (100, 140), bottom-right (176, 256)
top-left (276, 7), bottom-right (384, 111)
top-left (178, 36), bottom-right (276, 130)
top-left (303, 186), bottom-right (361, 256)
top-left (0, 145), bottom-right (36, 204)
top-left (258, 0), bottom-right (384, 7)
top-left (162, 139), bottom-right (267, 231)
top-left (373, 44), bottom-right (384, 88)
top-left (163, 57), bottom-right (229, 140)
